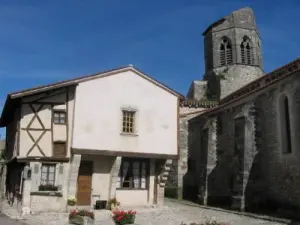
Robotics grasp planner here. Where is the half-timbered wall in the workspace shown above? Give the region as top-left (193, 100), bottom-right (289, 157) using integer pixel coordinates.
top-left (6, 108), bottom-right (20, 160)
top-left (19, 87), bottom-right (75, 158)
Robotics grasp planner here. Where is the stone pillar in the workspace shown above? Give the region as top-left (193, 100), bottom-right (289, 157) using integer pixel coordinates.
top-left (153, 159), bottom-right (167, 206)
top-left (22, 179), bottom-right (31, 208)
top-left (67, 154), bottom-right (81, 197)
top-left (108, 156), bottom-right (122, 200)
top-left (231, 102), bottom-right (256, 211)
top-left (198, 117), bottom-right (217, 205)
top-left (177, 117), bottom-right (189, 200)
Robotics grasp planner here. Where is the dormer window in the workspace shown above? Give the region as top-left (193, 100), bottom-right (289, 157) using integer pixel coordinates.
top-left (220, 37), bottom-right (233, 66)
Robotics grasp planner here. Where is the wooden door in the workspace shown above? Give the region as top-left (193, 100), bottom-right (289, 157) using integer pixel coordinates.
top-left (77, 161), bottom-right (93, 205)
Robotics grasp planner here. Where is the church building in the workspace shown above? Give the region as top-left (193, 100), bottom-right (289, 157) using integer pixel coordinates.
top-left (168, 7), bottom-right (300, 216)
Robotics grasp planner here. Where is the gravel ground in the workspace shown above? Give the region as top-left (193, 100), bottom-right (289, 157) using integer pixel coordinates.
top-left (19, 199), bottom-right (290, 225)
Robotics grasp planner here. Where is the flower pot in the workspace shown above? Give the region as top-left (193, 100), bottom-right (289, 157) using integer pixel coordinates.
top-left (69, 215), bottom-right (94, 225)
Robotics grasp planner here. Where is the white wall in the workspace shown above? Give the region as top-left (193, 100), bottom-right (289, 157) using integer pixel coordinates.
top-left (72, 70), bottom-right (178, 156)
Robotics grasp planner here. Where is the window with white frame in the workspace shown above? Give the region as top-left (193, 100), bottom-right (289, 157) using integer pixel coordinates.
top-left (41, 164), bottom-right (56, 185)
top-left (117, 158), bottom-right (149, 189)
top-left (53, 110), bottom-right (66, 124)
top-left (122, 110), bottom-right (136, 133)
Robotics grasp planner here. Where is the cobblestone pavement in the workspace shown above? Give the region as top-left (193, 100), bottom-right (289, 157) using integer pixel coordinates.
top-left (14, 199), bottom-right (291, 225)
top-left (0, 212), bottom-right (27, 225)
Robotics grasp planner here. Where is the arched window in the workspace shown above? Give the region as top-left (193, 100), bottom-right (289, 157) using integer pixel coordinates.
top-left (220, 37), bottom-right (233, 66)
top-left (240, 36), bottom-right (252, 65)
top-left (278, 94), bottom-right (292, 154)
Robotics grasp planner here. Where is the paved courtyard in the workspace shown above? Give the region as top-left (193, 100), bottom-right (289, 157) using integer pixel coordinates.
top-left (0, 212), bottom-right (27, 225)
top-left (5, 199), bottom-right (291, 225)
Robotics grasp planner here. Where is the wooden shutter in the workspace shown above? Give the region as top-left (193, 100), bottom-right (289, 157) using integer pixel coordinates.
top-left (53, 142), bottom-right (66, 157)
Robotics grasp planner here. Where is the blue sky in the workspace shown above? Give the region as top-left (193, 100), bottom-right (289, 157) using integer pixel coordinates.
top-left (0, 0), bottom-right (299, 137)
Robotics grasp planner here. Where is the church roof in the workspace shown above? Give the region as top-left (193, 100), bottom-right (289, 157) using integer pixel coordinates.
top-left (202, 7), bottom-right (257, 36)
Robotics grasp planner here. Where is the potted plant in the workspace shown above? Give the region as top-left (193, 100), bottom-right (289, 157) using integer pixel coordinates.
top-left (112, 210), bottom-right (136, 225)
top-left (108, 197), bottom-right (120, 210)
top-left (38, 184), bottom-right (58, 191)
top-left (68, 196), bottom-right (77, 206)
top-left (69, 209), bottom-right (95, 225)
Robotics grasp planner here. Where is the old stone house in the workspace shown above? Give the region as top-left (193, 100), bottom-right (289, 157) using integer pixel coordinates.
top-left (0, 66), bottom-right (182, 212)
top-left (168, 6), bottom-right (300, 216)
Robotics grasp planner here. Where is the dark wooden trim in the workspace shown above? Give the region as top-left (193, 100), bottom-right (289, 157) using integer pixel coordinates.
top-left (66, 87), bottom-right (69, 157)
top-left (53, 140), bottom-right (66, 144)
top-left (17, 106), bottom-right (21, 156)
top-left (26, 130), bottom-right (46, 157)
top-left (70, 86), bottom-right (77, 150)
top-left (33, 89), bottom-right (67, 102)
top-left (72, 148), bottom-right (178, 159)
top-left (51, 104), bottom-right (54, 156)
top-left (23, 101), bottom-right (65, 105)
top-left (177, 98), bottom-right (180, 159)
top-left (22, 88), bottom-right (67, 103)
top-left (27, 104), bottom-right (44, 129)
top-left (30, 191), bottom-right (63, 197)
top-left (17, 157), bottom-right (70, 163)
top-left (21, 128), bottom-right (51, 131)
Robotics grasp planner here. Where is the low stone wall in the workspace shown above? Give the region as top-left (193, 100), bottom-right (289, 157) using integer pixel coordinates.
top-left (30, 192), bottom-right (65, 212)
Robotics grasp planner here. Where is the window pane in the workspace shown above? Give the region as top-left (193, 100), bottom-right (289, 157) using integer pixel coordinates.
top-left (60, 118), bottom-right (66, 124)
top-left (133, 162), bottom-right (140, 188)
top-left (60, 113), bottom-right (66, 118)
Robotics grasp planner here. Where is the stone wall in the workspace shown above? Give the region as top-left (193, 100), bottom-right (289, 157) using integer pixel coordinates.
top-left (252, 77), bottom-right (300, 213)
top-left (165, 107), bottom-right (206, 200)
top-left (187, 71), bottom-right (300, 216)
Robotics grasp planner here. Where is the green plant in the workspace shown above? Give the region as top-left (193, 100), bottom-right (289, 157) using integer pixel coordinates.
top-left (112, 210), bottom-right (136, 225)
top-left (67, 196), bottom-right (77, 206)
top-left (38, 184), bottom-right (58, 191)
top-left (108, 197), bottom-right (120, 208)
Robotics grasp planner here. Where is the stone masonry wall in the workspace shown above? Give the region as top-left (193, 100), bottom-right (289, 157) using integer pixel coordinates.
top-left (253, 77), bottom-right (300, 211)
top-left (166, 107), bottom-right (206, 199)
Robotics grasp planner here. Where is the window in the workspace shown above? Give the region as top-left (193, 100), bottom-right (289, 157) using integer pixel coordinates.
top-left (41, 164), bottom-right (56, 185)
top-left (117, 158), bottom-right (149, 189)
top-left (53, 141), bottom-right (66, 157)
top-left (53, 110), bottom-right (66, 124)
top-left (220, 37), bottom-right (233, 66)
top-left (240, 36), bottom-right (252, 65)
top-left (278, 94), bottom-right (292, 154)
top-left (122, 110), bottom-right (136, 133)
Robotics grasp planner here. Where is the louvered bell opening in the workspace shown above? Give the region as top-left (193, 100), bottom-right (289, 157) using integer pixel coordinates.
top-left (246, 44), bottom-right (251, 65)
top-left (220, 44), bottom-right (226, 66)
top-left (226, 44), bottom-right (232, 65)
top-left (241, 44), bottom-right (245, 64)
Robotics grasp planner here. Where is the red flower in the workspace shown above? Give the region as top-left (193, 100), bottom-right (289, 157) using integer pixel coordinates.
top-left (117, 215), bottom-right (123, 221)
